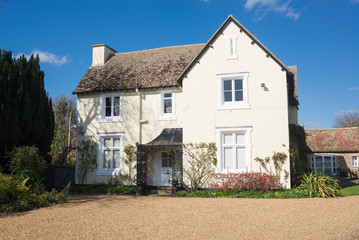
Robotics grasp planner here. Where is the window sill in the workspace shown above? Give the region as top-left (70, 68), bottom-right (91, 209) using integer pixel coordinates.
top-left (226, 55), bottom-right (238, 60)
top-left (98, 117), bottom-right (123, 123)
top-left (96, 169), bottom-right (121, 176)
top-left (158, 115), bottom-right (176, 121)
top-left (217, 103), bottom-right (250, 110)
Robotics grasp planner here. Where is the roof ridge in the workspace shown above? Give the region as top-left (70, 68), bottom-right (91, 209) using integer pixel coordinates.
top-left (115, 43), bottom-right (206, 55)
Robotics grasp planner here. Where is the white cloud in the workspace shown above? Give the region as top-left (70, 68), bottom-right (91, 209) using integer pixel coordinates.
top-left (350, 0), bottom-right (359, 3)
top-left (347, 86), bottom-right (359, 91)
top-left (15, 50), bottom-right (70, 66)
top-left (244, 0), bottom-right (300, 20)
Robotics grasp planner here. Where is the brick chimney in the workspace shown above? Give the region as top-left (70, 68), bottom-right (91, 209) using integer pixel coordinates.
top-left (91, 44), bottom-right (117, 66)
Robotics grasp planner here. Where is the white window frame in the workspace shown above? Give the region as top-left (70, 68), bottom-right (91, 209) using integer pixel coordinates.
top-left (226, 36), bottom-right (238, 59)
top-left (158, 90), bottom-right (176, 120)
top-left (97, 132), bottom-right (124, 176)
top-left (217, 72), bottom-right (249, 110)
top-left (310, 155), bottom-right (336, 175)
top-left (99, 93), bottom-right (123, 122)
top-left (216, 127), bottom-right (252, 173)
top-left (352, 156), bottom-right (358, 167)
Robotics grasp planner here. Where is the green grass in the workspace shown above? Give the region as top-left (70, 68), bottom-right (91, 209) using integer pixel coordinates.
top-left (340, 185), bottom-right (359, 196)
top-left (177, 189), bottom-right (311, 199)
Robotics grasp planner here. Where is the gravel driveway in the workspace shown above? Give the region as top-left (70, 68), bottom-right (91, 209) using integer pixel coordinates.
top-left (1, 194), bottom-right (359, 239)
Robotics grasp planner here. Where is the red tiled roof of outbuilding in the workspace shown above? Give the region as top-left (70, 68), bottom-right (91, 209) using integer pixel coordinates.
top-left (306, 127), bottom-right (359, 153)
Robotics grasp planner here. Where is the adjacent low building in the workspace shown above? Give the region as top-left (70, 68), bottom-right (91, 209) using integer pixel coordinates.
top-left (306, 127), bottom-right (359, 176)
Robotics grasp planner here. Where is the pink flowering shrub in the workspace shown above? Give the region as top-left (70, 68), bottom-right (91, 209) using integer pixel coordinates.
top-left (209, 172), bottom-right (282, 192)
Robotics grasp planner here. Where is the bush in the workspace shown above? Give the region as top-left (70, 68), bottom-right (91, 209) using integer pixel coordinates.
top-left (210, 172), bottom-right (282, 192)
top-left (296, 172), bottom-right (343, 198)
top-left (108, 185), bottom-right (136, 195)
top-left (0, 173), bottom-right (70, 212)
top-left (7, 146), bottom-right (47, 185)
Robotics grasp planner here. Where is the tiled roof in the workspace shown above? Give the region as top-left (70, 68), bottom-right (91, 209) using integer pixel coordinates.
top-left (73, 44), bottom-right (205, 94)
top-left (306, 127), bottom-right (359, 153)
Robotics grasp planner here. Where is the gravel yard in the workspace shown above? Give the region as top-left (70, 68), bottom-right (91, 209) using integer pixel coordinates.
top-left (1, 194), bottom-right (359, 240)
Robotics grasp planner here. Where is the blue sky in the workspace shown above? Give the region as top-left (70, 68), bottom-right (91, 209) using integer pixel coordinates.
top-left (1, 0), bottom-right (358, 129)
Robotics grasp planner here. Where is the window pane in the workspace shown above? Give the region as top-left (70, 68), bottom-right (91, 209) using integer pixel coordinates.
top-left (224, 92), bottom-right (232, 102)
top-left (113, 97), bottom-right (120, 116)
top-left (315, 158), bottom-right (322, 168)
top-left (223, 134), bottom-right (233, 144)
top-left (224, 80), bottom-right (232, 91)
top-left (113, 150), bottom-right (120, 168)
top-left (113, 138), bottom-right (121, 147)
top-left (324, 157), bottom-right (331, 169)
top-left (235, 90), bottom-right (243, 101)
top-left (236, 133), bottom-right (245, 144)
top-left (236, 147), bottom-right (246, 169)
top-left (164, 99), bottom-right (172, 113)
top-left (104, 138), bottom-right (111, 147)
top-left (164, 93), bottom-right (172, 98)
top-left (224, 148), bottom-right (234, 169)
top-left (103, 150), bottom-right (111, 168)
top-left (234, 80), bottom-right (242, 90)
top-left (105, 97), bottom-right (112, 117)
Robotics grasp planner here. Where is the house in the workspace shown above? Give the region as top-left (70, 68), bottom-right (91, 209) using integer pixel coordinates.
top-left (73, 15), bottom-right (299, 191)
top-left (306, 127), bottom-right (359, 176)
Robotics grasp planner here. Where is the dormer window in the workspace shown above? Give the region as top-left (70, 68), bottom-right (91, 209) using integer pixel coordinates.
top-left (100, 94), bottom-right (123, 122)
top-left (226, 36), bottom-right (238, 59)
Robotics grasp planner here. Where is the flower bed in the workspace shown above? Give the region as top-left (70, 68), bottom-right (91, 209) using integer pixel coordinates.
top-left (210, 172), bottom-right (282, 192)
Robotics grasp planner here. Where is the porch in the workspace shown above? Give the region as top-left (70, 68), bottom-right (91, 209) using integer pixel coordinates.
top-left (136, 128), bottom-right (183, 195)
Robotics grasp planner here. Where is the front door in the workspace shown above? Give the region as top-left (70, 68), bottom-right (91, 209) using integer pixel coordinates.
top-left (160, 152), bottom-right (172, 186)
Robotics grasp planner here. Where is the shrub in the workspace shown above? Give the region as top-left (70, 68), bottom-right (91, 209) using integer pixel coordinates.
top-left (296, 172), bottom-right (343, 198)
top-left (108, 185), bottom-right (136, 195)
top-left (210, 172), bottom-right (282, 192)
top-left (77, 140), bottom-right (97, 184)
top-left (7, 146), bottom-right (47, 185)
top-left (0, 173), bottom-right (70, 212)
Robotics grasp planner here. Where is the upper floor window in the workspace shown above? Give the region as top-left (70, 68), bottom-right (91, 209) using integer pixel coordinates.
top-left (100, 94), bottom-right (123, 122)
top-left (352, 156), bottom-right (358, 167)
top-left (158, 90), bottom-right (176, 120)
top-left (217, 72), bottom-right (249, 109)
top-left (226, 36), bottom-right (238, 59)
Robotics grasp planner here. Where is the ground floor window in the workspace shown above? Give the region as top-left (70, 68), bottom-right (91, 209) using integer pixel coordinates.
top-left (352, 156), bottom-right (358, 167)
top-left (97, 132), bottom-right (124, 175)
top-left (216, 127), bottom-right (252, 173)
top-left (311, 155), bottom-right (336, 175)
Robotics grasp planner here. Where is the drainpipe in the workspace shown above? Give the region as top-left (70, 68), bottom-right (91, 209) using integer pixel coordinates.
top-left (136, 81), bottom-right (148, 144)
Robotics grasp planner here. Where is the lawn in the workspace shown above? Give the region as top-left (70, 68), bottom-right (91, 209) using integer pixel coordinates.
top-left (341, 184), bottom-right (359, 196)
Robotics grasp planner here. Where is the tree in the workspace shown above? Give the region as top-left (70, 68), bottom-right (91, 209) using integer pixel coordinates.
top-left (333, 110), bottom-right (359, 128)
top-left (0, 50), bottom-right (54, 168)
top-left (51, 95), bottom-right (76, 164)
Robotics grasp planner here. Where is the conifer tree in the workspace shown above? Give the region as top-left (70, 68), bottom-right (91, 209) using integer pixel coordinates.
top-left (0, 50), bottom-right (54, 168)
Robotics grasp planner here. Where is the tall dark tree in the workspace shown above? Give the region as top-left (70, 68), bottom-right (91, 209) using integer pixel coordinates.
top-left (0, 50), bottom-right (54, 167)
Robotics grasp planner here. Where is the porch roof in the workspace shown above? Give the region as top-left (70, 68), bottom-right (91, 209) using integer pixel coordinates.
top-left (144, 128), bottom-right (183, 147)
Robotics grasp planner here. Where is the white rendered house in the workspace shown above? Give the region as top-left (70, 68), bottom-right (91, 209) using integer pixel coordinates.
top-left (73, 15), bottom-right (299, 190)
